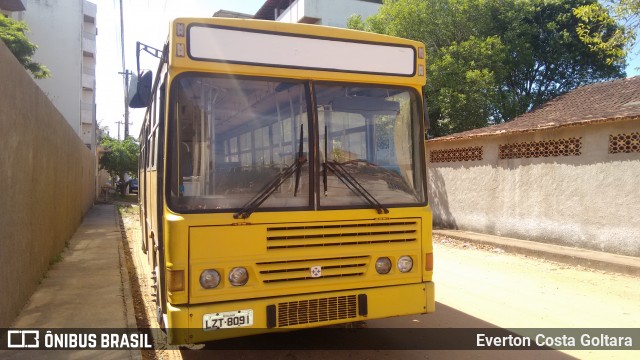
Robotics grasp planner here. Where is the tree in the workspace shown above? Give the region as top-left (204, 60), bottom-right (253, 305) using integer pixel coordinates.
top-left (350, 0), bottom-right (626, 137)
top-left (574, 1), bottom-right (639, 64)
top-left (491, 0), bottom-right (626, 121)
top-left (99, 136), bottom-right (139, 194)
top-left (0, 15), bottom-right (50, 79)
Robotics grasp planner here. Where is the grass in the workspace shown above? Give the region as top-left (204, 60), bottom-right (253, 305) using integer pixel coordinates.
top-left (115, 193), bottom-right (139, 203)
top-left (49, 253), bottom-right (64, 266)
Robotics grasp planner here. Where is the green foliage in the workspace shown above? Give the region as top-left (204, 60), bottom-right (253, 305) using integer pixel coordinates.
top-left (430, 36), bottom-right (506, 135)
top-left (574, 1), bottom-right (638, 64)
top-left (346, 14), bottom-right (366, 31)
top-left (0, 15), bottom-right (50, 79)
top-left (491, 0), bottom-right (625, 122)
top-left (351, 0), bottom-right (626, 137)
top-left (99, 135), bottom-right (140, 181)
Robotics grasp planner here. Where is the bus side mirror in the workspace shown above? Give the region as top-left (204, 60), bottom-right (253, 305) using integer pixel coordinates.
top-left (128, 70), bottom-right (153, 108)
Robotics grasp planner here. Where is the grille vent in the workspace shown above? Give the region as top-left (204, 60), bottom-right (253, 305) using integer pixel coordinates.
top-left (277, 295), bottom-right (357, 327)
top-left (266, 221), bottom-right (418, 250)
top-left (257, 256), bottom-right (367, 283)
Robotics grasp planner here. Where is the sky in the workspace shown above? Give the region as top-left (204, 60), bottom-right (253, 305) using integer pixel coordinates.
top-left (95, 0), bottom-right (640, 140)
top-left (96, 0), bottom-right (266, 139)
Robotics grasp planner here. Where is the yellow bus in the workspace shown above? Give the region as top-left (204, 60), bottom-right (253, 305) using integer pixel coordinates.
top-left (132, 17), bottom-right (434, 345)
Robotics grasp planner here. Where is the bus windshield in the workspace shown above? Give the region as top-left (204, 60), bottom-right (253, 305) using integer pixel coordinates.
top-left (168, 74), bottom-right (425, 213)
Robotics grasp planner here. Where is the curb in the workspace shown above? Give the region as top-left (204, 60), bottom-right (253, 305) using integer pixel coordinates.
top-left (115, 205), bottom-right (143, 360)
top-left (433, 229), bottom-right (640, 277)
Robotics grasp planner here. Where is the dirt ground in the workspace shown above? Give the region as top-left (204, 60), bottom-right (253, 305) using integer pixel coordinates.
top-left (116, 204), bottom-right (640, 359)
top-left (117, 203), bottom-right (183, 360)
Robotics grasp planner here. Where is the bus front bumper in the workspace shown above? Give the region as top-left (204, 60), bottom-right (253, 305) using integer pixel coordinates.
top-left (165, 281), bottom-right (434, 345)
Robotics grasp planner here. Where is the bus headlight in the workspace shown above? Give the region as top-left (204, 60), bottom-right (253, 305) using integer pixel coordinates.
top-left (229, 267), bottom-right (249, 286)
top-left (375, 257), bottom-right (392, 274)
top-left (199, 269), bottom-right (221, 289)
top-left (397, 256), bottom-right (413, 273)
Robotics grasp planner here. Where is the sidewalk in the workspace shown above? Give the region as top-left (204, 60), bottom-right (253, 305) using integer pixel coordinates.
top-left (3, 204), bottom-right (140, 359)
top-left (433, 228), bottom-right (640, 277)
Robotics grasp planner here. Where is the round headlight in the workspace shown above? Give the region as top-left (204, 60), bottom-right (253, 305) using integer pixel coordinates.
top-left (375, 257), bottom-right (392, 274)
top-left (229, 267), bottom-right (249, 286)
top-left (199, 269), bottom-right (221, 289)
top-left (397, 256), bottom-right (413, 273)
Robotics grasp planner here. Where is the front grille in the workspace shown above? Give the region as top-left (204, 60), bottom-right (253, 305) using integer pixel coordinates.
top-left (277, 295), bottom-right (357, 327)
top-left (266, 221), bottom-right (418, 250)
top-left (256, 256), bottom-right (368, 283)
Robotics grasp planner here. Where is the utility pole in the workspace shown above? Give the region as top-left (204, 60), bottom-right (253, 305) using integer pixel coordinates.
top-left (116, 120), bottom-right (124, 140)
top-left (119, 70), bottom-right (133, 139)
top-left (118, 0), bottom-right (131, 139)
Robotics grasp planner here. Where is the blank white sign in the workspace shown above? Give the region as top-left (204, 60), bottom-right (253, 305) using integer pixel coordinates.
top-left (188, 25), bottom-right (416, 76)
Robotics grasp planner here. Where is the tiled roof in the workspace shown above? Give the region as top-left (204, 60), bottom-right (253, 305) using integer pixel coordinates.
top-left (430, 76), bottom-right (640, 142)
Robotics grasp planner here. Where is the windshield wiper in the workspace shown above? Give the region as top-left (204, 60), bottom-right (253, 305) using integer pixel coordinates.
top-left (234, 125), bottom-right (306, 219)
top-left (324, 160), bottom-right (389, 214)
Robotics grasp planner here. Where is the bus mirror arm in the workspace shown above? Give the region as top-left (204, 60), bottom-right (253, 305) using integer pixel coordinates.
top-left (136, 41), bottom-right (164, 77)
top-left (129, 41), bottom-right (165, 109)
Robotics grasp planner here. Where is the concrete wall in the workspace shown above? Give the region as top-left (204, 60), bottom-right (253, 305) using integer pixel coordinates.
top-left (0, 41), bottom-right (95, 327)
top-left (426, 120), bottom-right (640, 256)
top-left (277, 0), bottom-right (381, 27)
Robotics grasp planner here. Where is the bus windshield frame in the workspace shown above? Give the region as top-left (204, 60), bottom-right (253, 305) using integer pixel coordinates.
top-left (166, 73), bottom-right (426, 215)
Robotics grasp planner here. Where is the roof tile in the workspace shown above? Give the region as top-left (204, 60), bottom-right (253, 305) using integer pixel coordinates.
top-left (430, 76), bottom-right (640, 142)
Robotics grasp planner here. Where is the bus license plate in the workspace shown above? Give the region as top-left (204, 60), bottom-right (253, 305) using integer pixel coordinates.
top-left (203, 309), bottom-right (253, 331)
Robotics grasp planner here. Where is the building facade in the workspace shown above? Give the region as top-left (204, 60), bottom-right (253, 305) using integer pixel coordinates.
top-left (253, 0), bottom-right (382, 27)
top-left (426, 77), bottom-right (640, 257)
top-left (10, 0), bottom-right (97, 151)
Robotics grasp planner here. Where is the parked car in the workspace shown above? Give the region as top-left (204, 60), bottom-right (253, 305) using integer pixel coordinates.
top-left (129, 179), bottom-right (138, 194)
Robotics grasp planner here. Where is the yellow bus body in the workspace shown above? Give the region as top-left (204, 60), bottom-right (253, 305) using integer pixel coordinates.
top-left (139, 17), bottom-right (434, 344)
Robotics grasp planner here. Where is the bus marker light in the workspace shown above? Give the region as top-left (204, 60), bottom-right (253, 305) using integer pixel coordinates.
top-left (229, 267), bottom-right (249, 286)
top-left (168, 269), bottom-right (185, 292)
top-left (176, 43), bottom-right (185, 57)
top-left (200, 269), bottom-right (221, 289)
top-left (176, 23), bottom-right (185, 37)
top-left (425, 253), bottom-right (433, 271)
top-left (418, 47), bottom-right (425, 59)
top-left (418, 64), bottom-right (425, 76)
